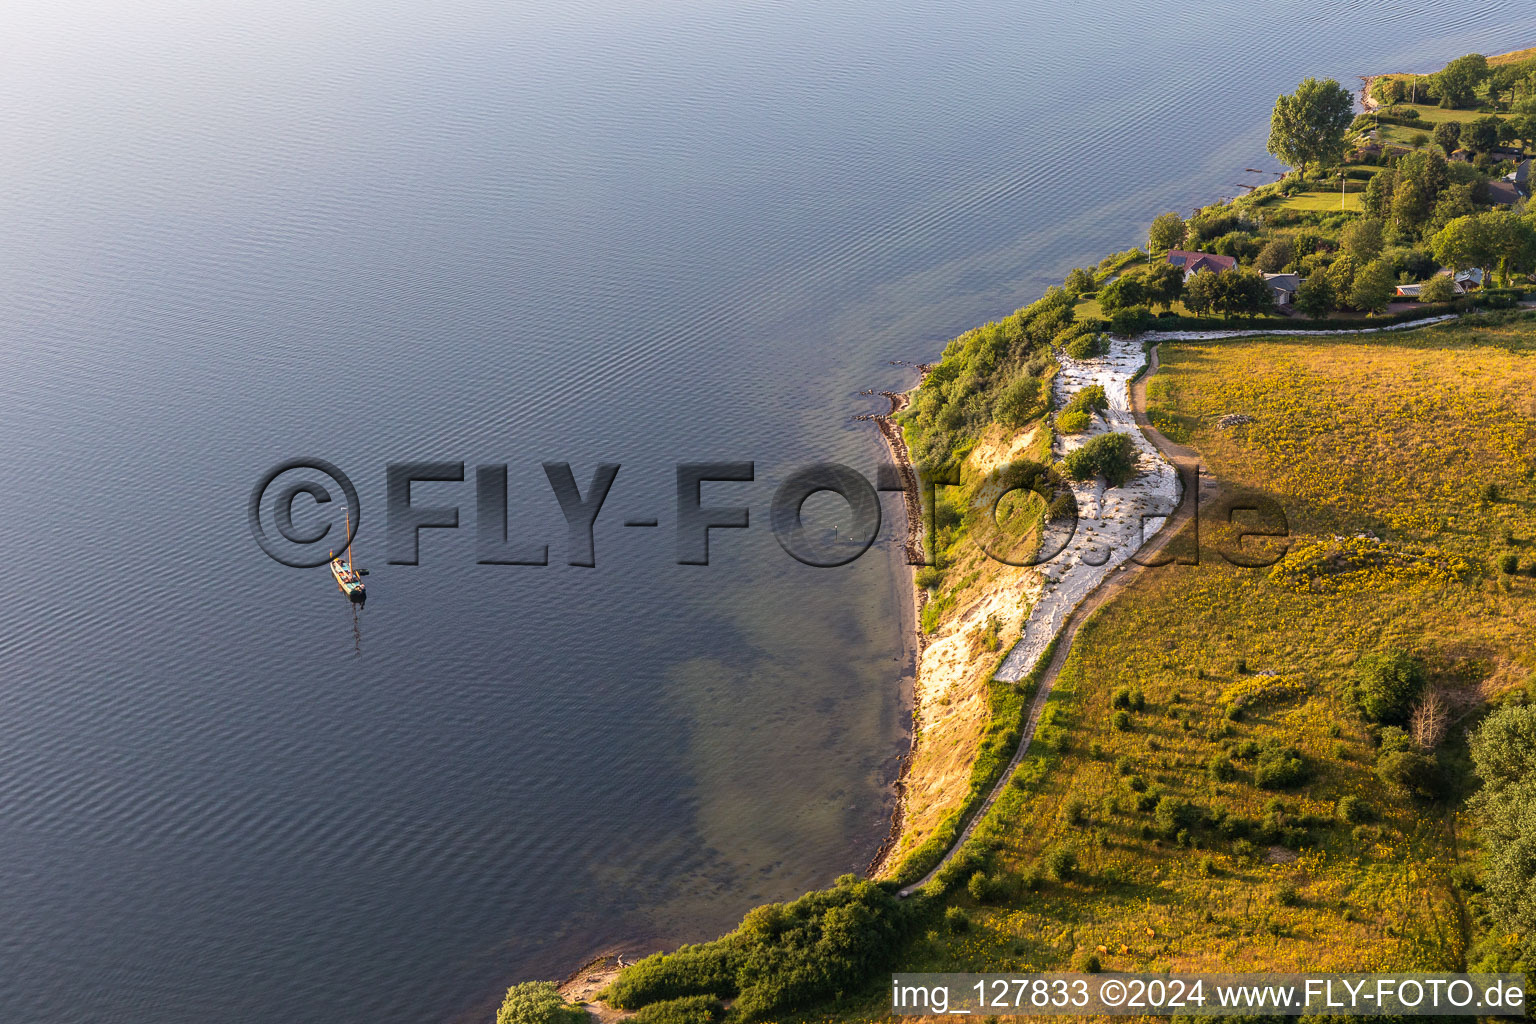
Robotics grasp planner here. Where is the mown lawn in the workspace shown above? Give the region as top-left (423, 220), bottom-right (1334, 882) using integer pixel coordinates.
top-left (1266, 189), bottom-right (1363, 213)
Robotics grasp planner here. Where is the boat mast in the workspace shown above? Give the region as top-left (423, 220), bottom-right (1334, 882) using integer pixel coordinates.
top-left (345, 505), bottom-right (354, 569)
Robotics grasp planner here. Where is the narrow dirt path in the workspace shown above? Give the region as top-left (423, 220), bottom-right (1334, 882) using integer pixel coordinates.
top-left (898, 341), bottom-right (1211, 896)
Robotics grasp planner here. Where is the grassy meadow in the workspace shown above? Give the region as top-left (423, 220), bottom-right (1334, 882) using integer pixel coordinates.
top-left (763, 311), bottom-right (1536, 1024)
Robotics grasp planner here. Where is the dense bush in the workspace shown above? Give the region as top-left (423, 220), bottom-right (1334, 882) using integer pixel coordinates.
top-left (901, 288), bottom-right (1073, 470)
top-left (604, 944), bottom-right (741, 1009)
top-left (630, 996), bottom-right (724, 1024)
top-left (608, 876), bottom-right (911, 1020)
top-left (994, 373), bottom-right (1045, 427)
top-left (1044, 846), bottom-right (1077, 881)
top-left (1055, 409), bottom-right (1090, 433)
top-left (1336, 794), bottom-right (1371, 823)
top-left (1154, 795), bottom-right (1198, 835)
top-left (1064, 332), bottom-right (1109, 359)
top-left (1062, 266), bottom-right (1095, 296)
top-left (966, 870), bottom-right (1009, 903)
top-left (1375, 746), bottom-right (1440, 800)
top-left (1253, 740), bottom-right (1309, 789)
top-left (1056, 384), bottom-right (1107, 432)
top-left (497, 982), bottom-right (587, 1024)
top-left (1109, 305), bottom-right (1153, 336)
top-left (1064, 432), bottom-right (1137, 487)
top-left (1207, 753), bottom-right (1237, 782)
top-left (1347, 648), bottom-right (1425, 724)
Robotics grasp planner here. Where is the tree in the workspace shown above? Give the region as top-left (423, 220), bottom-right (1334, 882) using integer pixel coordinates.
top-left (1063, 267), bottom-right (1095, 297)
top-left (1463, 114), bottom-right (1502, 153)
top-left (1349, 258), bottom-right (1397, 314)
top-left (1432, 53), bottom-right (1490, 108)
top-left (1142, 260), bottom-right (1185, 310)
top-left (1295, 274), bottom-right (1334, 318)
top-left (1510, 97), bottom-right (1536, 150)
top-left (1470, 705), bottom-right (1536, 930)
top-left (1182, 268), bottom-right (1220, 316)
top-left (1098, 275), bottom-right (1146, 314)
top-left (1108, 305), bottom-right (1151, 337)
top-left (1418, 274), bottom-right (1458, 303)
top-left (1216, 268), bottom-right (1275, 317)
top-left (1432, 214), bottom-right (1495, 283)
top-left (1432, 120), bottom-right (1462, 154)
top-left (1255, 236), bottom-right (1292, 273)
top-left (1371, 77), bottom-right (1406, 107)
top-left (1267, 78), bottom-right (1354, 175)
top-left (1363, 169), bottom-right (1394, 218)
top-left (1390, 150), bottom-right (1450, 236)
top-left (1148, 212), bottom-right (1188, 253)
top-left (1347, 648), bottom-right (1425, 724)
top-left (498, 983), bottom-right (587, 1024)
top-left (1431, 183), bottom-right (1477, 231)
top-left (1481, 211), bottom-right (1536, 287)
top-left (1326, 253), bottom-right (1359, 306)
top-left (1488, 65), bottom-right (1523, 108)
top-left (1340, 217), bottom-right (1386, 263)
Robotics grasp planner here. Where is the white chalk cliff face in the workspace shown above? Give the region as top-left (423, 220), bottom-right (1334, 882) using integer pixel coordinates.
top-left (995, 338), bottom-right (1181, 683)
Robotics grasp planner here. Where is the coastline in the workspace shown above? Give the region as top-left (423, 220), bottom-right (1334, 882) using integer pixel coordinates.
top-left (865, 372), bottom-right (930, 878)
top-left (545, 42), bottom-right (1536, 1011)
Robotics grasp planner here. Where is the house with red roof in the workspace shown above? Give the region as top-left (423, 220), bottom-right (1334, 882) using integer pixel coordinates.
top-left (1165, 249), bottom-right (1237, 279)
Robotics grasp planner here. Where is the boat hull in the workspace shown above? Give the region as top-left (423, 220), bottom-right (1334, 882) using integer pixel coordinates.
top-left (330, 562), bottom-right (366, 602)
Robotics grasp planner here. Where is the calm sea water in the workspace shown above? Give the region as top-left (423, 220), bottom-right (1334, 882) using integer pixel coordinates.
top-left (0, 2), bottom-right (1530, 1021)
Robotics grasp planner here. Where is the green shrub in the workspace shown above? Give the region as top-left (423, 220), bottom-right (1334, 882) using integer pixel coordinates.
top-left (1275, 880), bottom-right (1300, 906)
top-left (967, 871), bottom-right (1009, 903)
top-left (1111, 687), bottom-right (1133, 710)
top-left (497, 982), bottom-right (587, 1024)
top-left (945, 906), bottom-right (970, 932)
top-left (1111, 709), bottom-right (1133, 732)
top-left (1336, 795), bottom-right (1370, 823)
top-left (1067, 384), bottom-right (1108, 414)
top-left (1064, 432), bottom-right (1137, 487)
top-left (603, 944), bottom-right (740, 1010)
top-left (1375, 746), bottom-right (1440, 800)
top-left (1154, 796), bottom-right (1198, 835)
top-left (631, 996), bottom-right (724, 1024)
top-left (1109, 305), bottom-right (1152, 337)
top-left (1207, 753), bottom-right (1237, 782)
top-left (995, 374), bottom-right (1045, 427)
top-left (1253, 741), bottom-right (1309, 789)
top-left (1501, 552), bottom-right (1519, 574)
top-left (1064, 332), bottom-right (1108, 360)
top-left (1074, 949), bottom-right (1102, 973)
top-left (1347, 648), bottom-right (1426, 724)
top-left (1045, 846), bottom-right (1078, 882)
top-left (1056, 409), bottom-right (1091, 433)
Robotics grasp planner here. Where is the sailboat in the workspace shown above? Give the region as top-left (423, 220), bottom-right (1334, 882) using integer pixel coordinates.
top-left (329, 506), bottom-right (367, 602)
